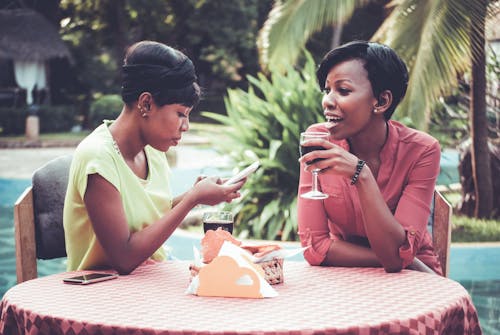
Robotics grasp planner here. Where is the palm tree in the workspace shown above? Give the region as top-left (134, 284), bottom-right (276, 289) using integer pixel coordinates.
top-left (257, 0), bottom-right (496, 218)
top-left (257, 0), bottom-right (370, 73)
top-left (468, 0), bottom-right (493, 218)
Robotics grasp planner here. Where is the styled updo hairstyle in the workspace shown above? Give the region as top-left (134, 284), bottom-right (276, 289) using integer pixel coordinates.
top-left (121, 41), bottom-right (201, 108)
top-left (316, 41), bottom-right (409, 120)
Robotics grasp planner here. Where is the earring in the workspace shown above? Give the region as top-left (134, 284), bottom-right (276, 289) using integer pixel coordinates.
top-left (374, 108), bottom-right (379, 114)
top-left (138, 104), bottom-right (148, 118)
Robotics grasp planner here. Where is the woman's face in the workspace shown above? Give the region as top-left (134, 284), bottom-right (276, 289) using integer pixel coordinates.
top-left (143, 103), bottom-right (191, 152)
top-left (321, 59), bottom-right (378, 140)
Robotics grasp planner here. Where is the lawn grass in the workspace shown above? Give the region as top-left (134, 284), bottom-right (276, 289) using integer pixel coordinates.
top-left (452, 215), bottom-right (500, 242)
top-left (444, 191), bottom-right (500, 242)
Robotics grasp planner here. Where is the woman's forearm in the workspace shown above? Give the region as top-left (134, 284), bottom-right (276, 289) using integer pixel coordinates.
top-left (172, 193), bottom-right (185, 208)
top-left (322, 239), bottom-right (381, 267)
top-left (354, 166), bottom-right (407, 272)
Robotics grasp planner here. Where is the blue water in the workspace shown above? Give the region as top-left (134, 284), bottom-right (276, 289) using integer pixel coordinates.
top-left (437, 149), bottom-right (460, 186)
top-left (1, 172), bottom-right (499, 333)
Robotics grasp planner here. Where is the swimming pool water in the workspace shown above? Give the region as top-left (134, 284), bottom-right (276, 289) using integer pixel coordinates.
top-left (0, 176), bottom-right (499, 333)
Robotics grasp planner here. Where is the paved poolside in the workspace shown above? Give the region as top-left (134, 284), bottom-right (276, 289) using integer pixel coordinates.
top-left (0, 132), bottom-right (212, 180)
top-left (0, 147), bottom-right (76, 179)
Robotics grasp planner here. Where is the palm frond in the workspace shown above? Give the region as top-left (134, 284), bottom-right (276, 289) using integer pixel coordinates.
top-left (257, 0), bottom-right (369, 72)
top-left (373, 0), bottom-right (489, 129)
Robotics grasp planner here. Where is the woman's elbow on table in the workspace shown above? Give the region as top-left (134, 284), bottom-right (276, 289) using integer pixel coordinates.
top-left (303, 250), bottom-right (325, 266)
top-left (110, 259), bottom-right (139, 275)
top-left (383, 264), bottom-right (403, 273)
top-left (112, 264), bottom-right (134, 276)
top-left (382, 259), bottom-right (404, 273)
top-left (115, 267), bottom-right (134, 276)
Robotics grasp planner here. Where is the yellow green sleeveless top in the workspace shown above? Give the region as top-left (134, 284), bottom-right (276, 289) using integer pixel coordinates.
top-left (63, 121), bottom-right (172, 271)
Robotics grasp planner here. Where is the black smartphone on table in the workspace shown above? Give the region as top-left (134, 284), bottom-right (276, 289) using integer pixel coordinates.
top-left (63, 273), bottom-right (118, 285)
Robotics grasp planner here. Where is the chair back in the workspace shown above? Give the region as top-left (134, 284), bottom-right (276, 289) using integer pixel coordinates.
top-left (14, 154), bottom-right (72, 283)
top-left (428, 189), bottom-right (452, 277)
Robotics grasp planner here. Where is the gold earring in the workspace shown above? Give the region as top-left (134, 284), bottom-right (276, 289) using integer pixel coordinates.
top-left (142, 112), bottom-right (148, 118)
top-left (374, 108), bottom-right (378, 114)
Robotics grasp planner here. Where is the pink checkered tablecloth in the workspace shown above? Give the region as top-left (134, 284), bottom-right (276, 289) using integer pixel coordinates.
top-left (0, 261), bottom-right (481, 335)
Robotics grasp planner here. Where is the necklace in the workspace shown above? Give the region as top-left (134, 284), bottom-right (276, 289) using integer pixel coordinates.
top-left (112, 138), bottom-right (122, 156)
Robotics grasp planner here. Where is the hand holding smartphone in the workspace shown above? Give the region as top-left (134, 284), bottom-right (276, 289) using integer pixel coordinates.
top-left (63, 272), bottom-right (118, 285)
top-left (223, 161), bottom-right (260, 185)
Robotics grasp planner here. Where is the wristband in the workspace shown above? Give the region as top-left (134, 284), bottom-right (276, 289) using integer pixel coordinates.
top-left (350, 159), bottom-right (366, 185)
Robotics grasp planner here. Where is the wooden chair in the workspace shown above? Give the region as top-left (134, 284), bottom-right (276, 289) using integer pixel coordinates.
top-left (14, 155), bottom-right (72, 283)
top-left (428, 189), bottom-right (453, 277)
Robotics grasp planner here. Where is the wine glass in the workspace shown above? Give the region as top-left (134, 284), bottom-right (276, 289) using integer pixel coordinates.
top-left (299, 132), bottom-right (329, 200)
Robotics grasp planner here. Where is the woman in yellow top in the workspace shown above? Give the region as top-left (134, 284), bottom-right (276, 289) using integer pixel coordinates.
top-left (63, 41), bottom-right (244, 274)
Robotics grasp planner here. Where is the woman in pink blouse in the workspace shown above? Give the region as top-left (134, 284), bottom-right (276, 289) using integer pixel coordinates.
top-left (298, 41), bottom-right (442, 275)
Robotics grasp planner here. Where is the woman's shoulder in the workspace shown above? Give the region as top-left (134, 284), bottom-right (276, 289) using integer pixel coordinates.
top-left (74, 124), bottom-right (115, 161)
top-left (389, 120), bottom-right (439, 149)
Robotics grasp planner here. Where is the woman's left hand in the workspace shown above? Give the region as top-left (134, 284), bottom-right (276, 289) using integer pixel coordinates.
top-left (189, 176), bottom-right (244, 206)
top-left (194, 175), bottom-right (208, 185)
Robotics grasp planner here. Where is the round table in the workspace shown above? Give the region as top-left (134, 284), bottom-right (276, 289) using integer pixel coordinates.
top-left (0, 261), bottom-right (482, 334)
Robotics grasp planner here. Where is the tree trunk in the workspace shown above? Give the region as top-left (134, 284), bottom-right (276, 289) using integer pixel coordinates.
top-left (104, 0), bottom-right (129, 87)
top-left (469, 0), bottom-right (493, 218)
top-left (331, 24), bottom-right (343, 49)
top-left (330, 11), bottom-right (344, 49)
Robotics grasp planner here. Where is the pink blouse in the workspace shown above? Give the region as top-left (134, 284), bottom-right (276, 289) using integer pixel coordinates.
top-left (297, 120), bottom-right (443, 275)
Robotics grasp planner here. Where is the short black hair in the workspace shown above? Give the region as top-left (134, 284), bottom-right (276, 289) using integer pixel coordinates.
top-left (121, 40), bottom-right (201, 108)
top-left (316, 41), bottom-right (408, 120)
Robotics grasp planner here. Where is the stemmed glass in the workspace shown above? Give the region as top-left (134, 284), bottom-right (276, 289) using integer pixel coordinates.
top-left (299, 132), bottom-right (329, 200)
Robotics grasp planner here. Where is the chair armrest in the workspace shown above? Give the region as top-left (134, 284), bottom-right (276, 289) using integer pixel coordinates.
top-left (14, 186), bottom-right (38, 283)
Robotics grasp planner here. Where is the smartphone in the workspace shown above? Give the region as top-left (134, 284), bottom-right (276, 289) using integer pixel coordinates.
top-left (63, 272), bottom-right (118, 285)
top-left (223, 161), bottom-right (260, 185)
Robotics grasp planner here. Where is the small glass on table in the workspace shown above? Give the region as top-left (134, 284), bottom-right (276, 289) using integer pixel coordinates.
top-left (202, 211), bottom-right (234, 234)
top-left (299, 131), bottom-right (329, 200)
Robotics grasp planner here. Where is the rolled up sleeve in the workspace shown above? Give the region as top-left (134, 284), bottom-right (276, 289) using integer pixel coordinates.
top-left (395, 140), bottom-right (440, 268)
top-left (398, 228), bottom-right (419, 268)
top-left (297, 155), bottom-right (335, 265)
top-left (298, 228), bottom-right (332, 265)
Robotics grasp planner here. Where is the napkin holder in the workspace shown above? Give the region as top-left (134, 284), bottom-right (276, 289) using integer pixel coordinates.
top-left (187, 242), bottom-right (278, 298)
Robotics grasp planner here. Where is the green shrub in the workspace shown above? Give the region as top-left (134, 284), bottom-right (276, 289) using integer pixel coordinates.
top-left (88, 94), bottom-right (123, 129)
top-left (0, 105), bottom-right (76, 135)
top-left (203, 52), bottom-right (323, 241)
top-left (38, 105), bottom-right (77, 133)
top-left (0, 107), bottom-right (26, 135)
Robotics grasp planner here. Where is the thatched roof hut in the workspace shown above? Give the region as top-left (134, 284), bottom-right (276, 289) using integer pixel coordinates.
top-left (0, 9), bottom-right (70, 61)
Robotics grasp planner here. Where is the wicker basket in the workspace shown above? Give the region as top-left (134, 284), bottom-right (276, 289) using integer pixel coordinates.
top-left (258, 257), bottom-right (284, 285)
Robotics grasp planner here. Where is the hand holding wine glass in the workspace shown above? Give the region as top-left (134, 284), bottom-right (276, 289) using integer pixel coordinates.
top-left (299, 132), bottom-right (329, 200)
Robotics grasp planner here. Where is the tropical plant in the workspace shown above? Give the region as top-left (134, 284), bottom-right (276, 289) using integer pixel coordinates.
top-left (257, 0), bottom-right (371, 73)
top-left (257, 0), bottom-right (497, 218)
top-left (202, 53), bottom-right (323, 241)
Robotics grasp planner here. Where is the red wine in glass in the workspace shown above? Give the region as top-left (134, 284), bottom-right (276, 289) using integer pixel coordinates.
top-left (300, 145), bottom-right (326, 165)
top-left (299, 132), bottom-right (329, 200)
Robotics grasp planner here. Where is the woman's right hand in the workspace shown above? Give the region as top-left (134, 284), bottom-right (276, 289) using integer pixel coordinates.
top-left (189, 176), bottom-right (244, 206)
top-left (300, 139), bottom-right (360, 180)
